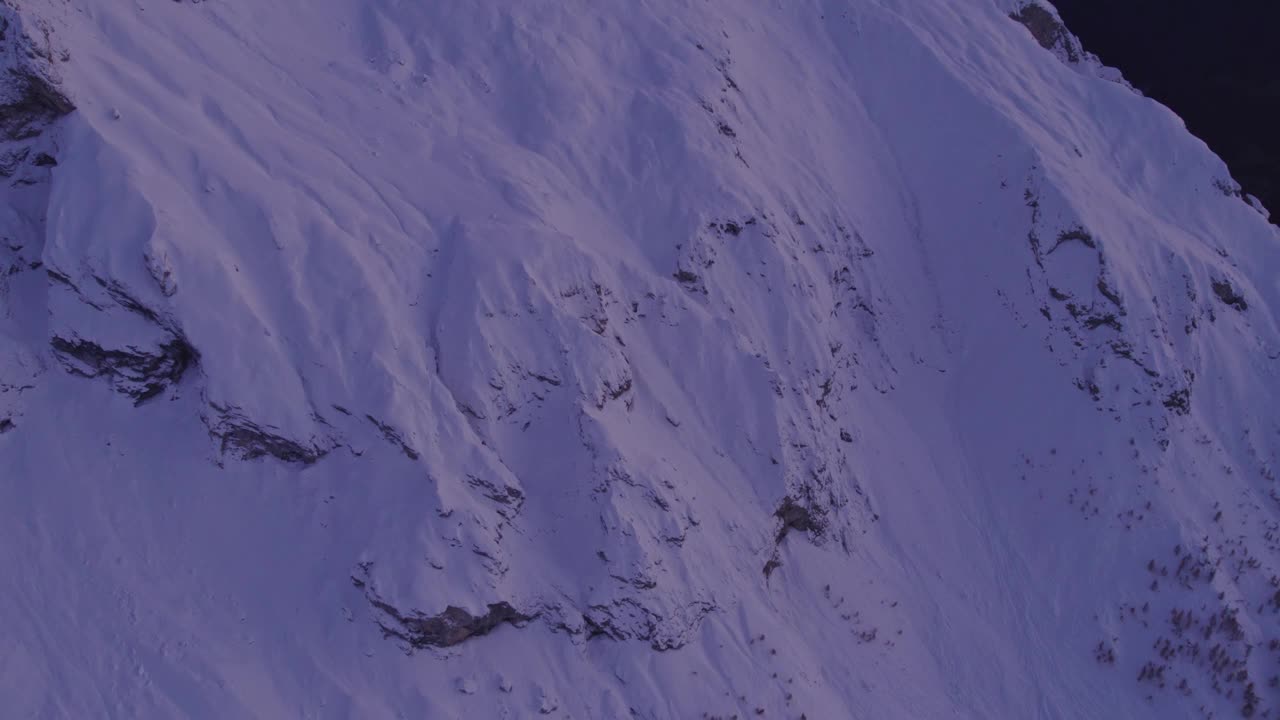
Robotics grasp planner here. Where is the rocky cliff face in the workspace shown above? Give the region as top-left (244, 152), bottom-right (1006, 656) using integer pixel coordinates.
top-left (2, 1), bottom-right (1278, 718)
top-left (0, 1), bottom-right (70, 437)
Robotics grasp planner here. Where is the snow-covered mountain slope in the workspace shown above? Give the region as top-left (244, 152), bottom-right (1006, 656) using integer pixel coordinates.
top-left (2, 0), bottom-right (1279, 717)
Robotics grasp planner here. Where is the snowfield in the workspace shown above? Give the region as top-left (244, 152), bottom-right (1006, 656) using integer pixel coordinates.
top-left (2, 0), bottom-right (1279, 717)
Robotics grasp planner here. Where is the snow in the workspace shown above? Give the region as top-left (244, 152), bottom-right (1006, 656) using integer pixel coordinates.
top-left (2, 0), bottom-right (1279, 717)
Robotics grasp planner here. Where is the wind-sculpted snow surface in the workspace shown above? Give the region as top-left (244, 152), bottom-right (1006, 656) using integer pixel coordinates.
top-left (2, 0), bottom-right (1279, 717)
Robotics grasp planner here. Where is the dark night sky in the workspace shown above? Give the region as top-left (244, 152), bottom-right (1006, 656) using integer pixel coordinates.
top-left (1051, 0), bottom-right (1280, 218)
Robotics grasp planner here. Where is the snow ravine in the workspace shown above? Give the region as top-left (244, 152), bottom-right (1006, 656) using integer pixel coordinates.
top-left (2, 0), bottom-right (1279, 718)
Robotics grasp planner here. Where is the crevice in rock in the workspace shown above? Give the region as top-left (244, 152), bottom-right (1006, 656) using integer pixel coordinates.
top-left (92, 275), bottom-right (166, 324)
top-left (366, 414), bottom-right (419, 460)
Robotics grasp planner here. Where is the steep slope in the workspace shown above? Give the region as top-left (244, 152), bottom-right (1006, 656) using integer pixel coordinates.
top-left (2, 0), bottom-right (1278, 718)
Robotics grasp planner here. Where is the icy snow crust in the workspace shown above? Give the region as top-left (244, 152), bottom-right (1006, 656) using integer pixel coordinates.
top-left (2, 0), bottom-right (1280, 717)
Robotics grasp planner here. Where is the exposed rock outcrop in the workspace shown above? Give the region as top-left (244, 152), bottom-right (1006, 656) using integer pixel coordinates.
top-left (47, 272), bottom-right (199, 405)
top-left (1010, 4), bottom-right (1080, 63)
top-left (0, 4), bottom-right (73, 181)
top-left (352, 567), bottom-right (535, 649)
top-left (50, 333), bottom-right (196, 405)
top-left (206, 403), bottom-right (329, 465)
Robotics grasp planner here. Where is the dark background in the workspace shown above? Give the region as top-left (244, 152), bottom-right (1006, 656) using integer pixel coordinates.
top-left (1051, 0), bottom-right (1280, 218)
